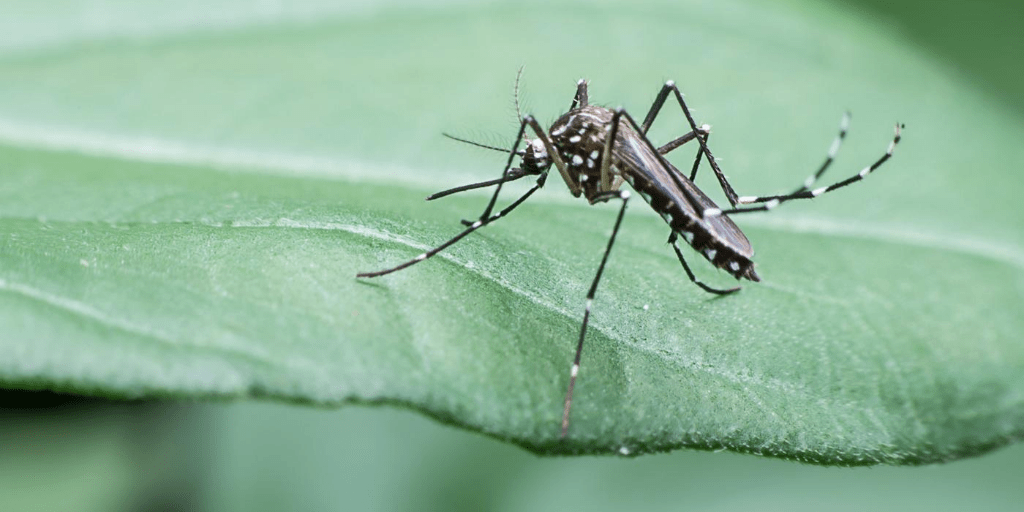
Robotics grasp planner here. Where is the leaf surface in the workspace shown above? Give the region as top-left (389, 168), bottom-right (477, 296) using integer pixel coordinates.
top-left (1, 0), bottom-right (1023, 463)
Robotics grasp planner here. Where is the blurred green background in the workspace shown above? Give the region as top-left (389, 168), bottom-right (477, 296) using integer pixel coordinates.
top-left (2, 0), bottom-right (1023, 510)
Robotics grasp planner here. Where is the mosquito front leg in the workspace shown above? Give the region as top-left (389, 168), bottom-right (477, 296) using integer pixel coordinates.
top-left (477, 118), bottom-right (532, 220)
top-left (357, 117), bottom-right (541, 278)
top-left (355, 172), bottom-right (549, 278)
top-left (522, 115), bottom-right (576, 197)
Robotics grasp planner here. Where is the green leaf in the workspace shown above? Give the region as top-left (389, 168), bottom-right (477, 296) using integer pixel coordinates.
top-left (1, 0), bottom-right (1023, 464)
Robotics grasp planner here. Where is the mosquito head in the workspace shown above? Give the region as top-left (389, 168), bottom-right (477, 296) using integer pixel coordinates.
top-left (520, 137), bottom-right (552, 175)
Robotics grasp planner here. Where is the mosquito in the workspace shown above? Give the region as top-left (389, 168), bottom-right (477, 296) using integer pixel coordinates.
top-left (357, 75), bottom-right (903, 439)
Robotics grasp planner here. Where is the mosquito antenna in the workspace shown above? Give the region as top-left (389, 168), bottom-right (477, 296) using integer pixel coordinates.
top-left (514, 65), bottom-right (525, 122)
top-left (443, 133), bottom-right (525, 155)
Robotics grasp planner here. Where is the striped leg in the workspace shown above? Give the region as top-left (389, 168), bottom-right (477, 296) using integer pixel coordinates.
top-left (355, 174), bottom-right (549, 278)
top-left (562, 189), bottom-right (631, 438)
top-left (356, 117), bottom-right (539, 278)
top-left (783, 112), bottom-right (851, 197)
top-left (703, 123), bottom-right (903, 218)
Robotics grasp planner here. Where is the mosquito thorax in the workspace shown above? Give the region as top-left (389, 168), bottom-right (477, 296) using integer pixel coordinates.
top-left (549, 106), bottom-right (619, 201)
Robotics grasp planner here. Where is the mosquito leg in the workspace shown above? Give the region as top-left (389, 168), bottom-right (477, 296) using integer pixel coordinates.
top-left (445, 112), bottom-right (569, 223)
top-left (688, 131), bottom-right (709, 181)
top-left (609, 110), bottom-right (744, 294)
top-left (356, 173), bottom-right (549, 278)
top-left (357, 113), bottom-right (571, 278)
top-left (640, 84), bottom-right (668, 135)
top-left (609, 87), bottom-right (713, 189)
top-left (639, 81), bottom-right (738, 206)
top-left (655, 125), bottom-right (708, 156)
top-left (667, 232), bottom-right (740, 295)
top-left (358, 115), bottom-right (542, 278)
top-left (479, 118), bottom-right (531, 220)
top-left (562, 189), bottom-right (630, 438)
top-left (522, 115), bottom-right (576, 196)
top-left (669, 83), bottom-right (742, 206)
top-left (704, 123), bottom-right (903, 217)
top-left (595, 108), bottom-right (701, 195)
top-left (598, 109), bottom-right (626, 191)
top-left (782, 111), bottom-right (851, 197)
top-left (665, 111), bottom-right (849, 207)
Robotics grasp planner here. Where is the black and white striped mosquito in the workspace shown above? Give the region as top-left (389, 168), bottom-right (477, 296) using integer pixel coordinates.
top-left (357, 76), bottom-right (903, 439)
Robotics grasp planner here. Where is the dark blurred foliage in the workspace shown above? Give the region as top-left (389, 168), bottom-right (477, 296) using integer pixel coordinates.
top-left (0, 390), bottom-right (208, 512)
top-left (840, 0), bottom-right (1024, 113)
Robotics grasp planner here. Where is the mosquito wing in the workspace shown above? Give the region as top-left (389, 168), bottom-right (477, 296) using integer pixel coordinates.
top-left (612, 125), bottom-right (754, 261)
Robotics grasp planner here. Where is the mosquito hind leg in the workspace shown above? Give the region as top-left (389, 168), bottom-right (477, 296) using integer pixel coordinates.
top-left (692, 110), bottom-right (850, 207)
top-left (732, 112), bottom-right (857, 206)
top-left (704, 123), bottom-right (903, 217)
top-left (605, 109), bottom-right (738, 295)
top-left (780, 111), bottom-right (851, 197)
